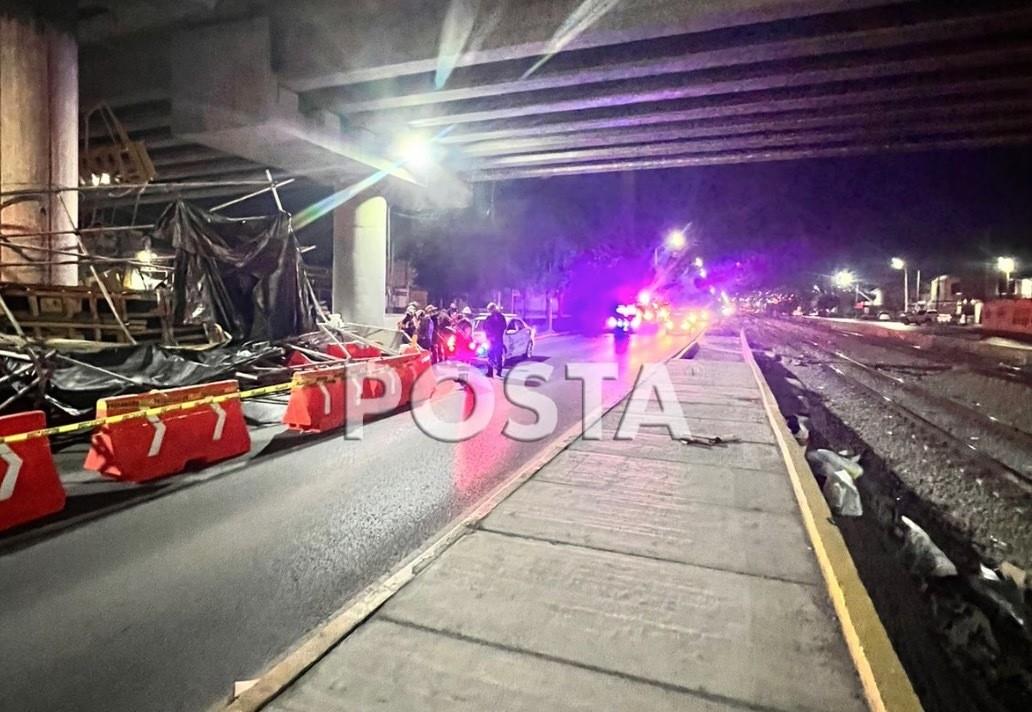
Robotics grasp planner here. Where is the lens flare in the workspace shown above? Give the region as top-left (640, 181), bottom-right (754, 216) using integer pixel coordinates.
top-left (521, 0), bottom-right (623, 79)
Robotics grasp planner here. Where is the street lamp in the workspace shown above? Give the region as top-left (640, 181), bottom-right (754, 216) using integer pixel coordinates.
top-left (832, 269), bottom-right (855, 289)
top-left (395, 132), bottom-right (433, 169)
top-left (997, 256), bottom-right (1017, 295)
top-left (890, 257), bottom-right (908, 312)
top-left (665, 229), bottom-right (687, 251)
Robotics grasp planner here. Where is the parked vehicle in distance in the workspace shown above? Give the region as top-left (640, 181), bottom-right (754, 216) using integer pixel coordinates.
top-left (900, 309), bottom-right (939, 325)
top-left (471, 314), bottom-right (535, 362)
top-left (877, 310), bottom-right (892, 321)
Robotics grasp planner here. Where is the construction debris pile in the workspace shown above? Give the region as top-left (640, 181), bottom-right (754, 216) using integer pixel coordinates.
top-left (0, 199), bottom-right (372, 422)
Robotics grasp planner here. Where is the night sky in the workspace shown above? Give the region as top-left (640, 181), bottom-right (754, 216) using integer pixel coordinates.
top-left (494, 144), bottom-right (1032, 290)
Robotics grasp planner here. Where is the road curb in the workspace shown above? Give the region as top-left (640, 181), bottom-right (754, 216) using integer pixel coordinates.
top-left (221, 341), bottom-right (690, 711)
top-left (740, 329), bottom-right (923, 712)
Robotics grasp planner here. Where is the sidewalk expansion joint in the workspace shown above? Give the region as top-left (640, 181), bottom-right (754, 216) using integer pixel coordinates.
top-left (599, 432), bottom-right (776, 447)
top-left (376, 616), bottom-right (799, 712)
top-left (529, 475), bottom-right (799, 516)
top-left (474, 527), bottom-right (820, 587)
top-left (572, 445), bottom-right (782, 471)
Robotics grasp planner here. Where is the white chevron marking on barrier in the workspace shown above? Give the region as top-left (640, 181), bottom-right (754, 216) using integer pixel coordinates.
top-left (317, 383), bottom-right (331, 415)
top-left (0, 443), bottom-right (23, 502)
top-left (211, 402), bottom-right (226, 441)
top-left (147, 415), bottom-right (166, 457)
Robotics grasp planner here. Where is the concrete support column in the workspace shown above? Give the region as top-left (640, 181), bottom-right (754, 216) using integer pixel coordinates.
top-left (0, 9), bottom-right (78, 285)
top-left (332, 196), bottom-right (388, 325)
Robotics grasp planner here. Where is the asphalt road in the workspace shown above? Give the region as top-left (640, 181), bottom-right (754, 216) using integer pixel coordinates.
top-left (0, 332), bottom-right (685, 712)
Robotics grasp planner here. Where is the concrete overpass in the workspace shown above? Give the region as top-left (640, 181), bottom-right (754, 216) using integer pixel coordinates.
top-left (3, 0), bottom-right (1032, 316)
top-left (75, 0), bottom-right (1032, 187)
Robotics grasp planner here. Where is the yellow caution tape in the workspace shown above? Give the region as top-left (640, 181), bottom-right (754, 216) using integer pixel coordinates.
top-left (0, 381), bottom-right (293, 445)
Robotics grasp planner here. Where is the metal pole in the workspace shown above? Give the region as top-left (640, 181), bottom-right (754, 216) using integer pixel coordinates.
top-left (0, 292), bottom-right (26, 338)
top-left (915, 268), bottom-right (921, 303)
top-left (56, 193), bottom-right (138, 346)
top-left (0, 179), bottom-right (282, 199)
top-left (903, 269), bottom-right (909, 312)
top-left (210, 178), bottom-right (295, 213)
top-left (0, 224), bottom-right (155, 240)
top-left (266, 170), bottom-right (285, 213)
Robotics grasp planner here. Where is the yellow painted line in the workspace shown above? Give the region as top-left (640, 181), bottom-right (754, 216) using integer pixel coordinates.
top-left (739, 329), bottom-right (923, 712)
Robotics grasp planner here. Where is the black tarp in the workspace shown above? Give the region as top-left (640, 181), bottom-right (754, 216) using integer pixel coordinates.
top-left (45, 343), bottom-right (279, 393)
top-left (0, 341), bottom-right (284, 417)
top-left (155, 201), bottom-right (315, 341)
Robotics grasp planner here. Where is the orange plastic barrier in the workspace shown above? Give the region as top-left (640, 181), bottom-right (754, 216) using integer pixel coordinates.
top-left (0, 411), bottom-right (66, 533)
top-left (84, 380), bottom-right (251, 482)
top-left (982, 298), bottom-right (1032, 339)
top-left (282, 363), bottom-right (357, 433)
top-left (383, 350), bottom-right (433, 407)
top-left (326, 342), bottom-right (383, 360)
top-left (283, 350), bottom-right (432, 433)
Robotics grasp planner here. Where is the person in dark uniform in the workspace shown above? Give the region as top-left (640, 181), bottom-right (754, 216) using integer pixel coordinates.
top-left (416, 308), bottom-right (435, 354)
top-left (483, 302), bottom-right (507, 377)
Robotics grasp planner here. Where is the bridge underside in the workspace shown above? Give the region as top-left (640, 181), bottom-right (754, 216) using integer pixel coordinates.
top-left (79, 0), bottom-right (1032, 195)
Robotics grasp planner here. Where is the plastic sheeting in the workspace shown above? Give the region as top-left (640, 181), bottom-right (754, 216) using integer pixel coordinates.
top-left (0, 341), bottom-right (283, 416)
top-left (155, 201), bottom-right (315, 341)
top-left (46, 343), bottom-right (279, 393)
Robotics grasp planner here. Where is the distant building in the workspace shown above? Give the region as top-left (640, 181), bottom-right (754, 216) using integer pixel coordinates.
top-left (387, 259), bottom-right (427, 311)
top-left (929, 274), bottom-right (964, 308)
top-left (1018, 277), bottom-right (1032, 299)
top-left (929, 273), bottom-right (989, 324)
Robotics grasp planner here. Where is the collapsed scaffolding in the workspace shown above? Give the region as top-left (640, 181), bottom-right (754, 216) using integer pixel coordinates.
top-left (0, 174), bottom-right (400, 421)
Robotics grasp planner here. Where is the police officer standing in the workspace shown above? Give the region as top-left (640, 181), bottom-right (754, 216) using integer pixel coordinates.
top-left (483, 302), bottom-right (507, 377)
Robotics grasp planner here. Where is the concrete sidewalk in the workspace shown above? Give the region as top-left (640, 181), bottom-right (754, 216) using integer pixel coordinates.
top-left (263, 333), bottom-right (867, 712)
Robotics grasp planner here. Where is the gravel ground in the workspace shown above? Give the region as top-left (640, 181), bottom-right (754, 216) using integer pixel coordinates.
top-left (794, 319), bottom-right (1032, 441)
top-left (749, 317), bottom-right (1032, 569)
top-left (744, 317), bottom-right (1032, 711)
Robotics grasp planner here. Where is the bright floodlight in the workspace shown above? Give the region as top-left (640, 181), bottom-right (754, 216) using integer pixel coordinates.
top-left (832, 269), bottom-right (856, 288)
top-left (637, 289), bottom-right (651, 305)
top-left (396, 132), bottom-right (433, 168)
top-left (997, 256), bottom-right (1016, 274)
top-left (665, 229), bottom-right (687, 250)
top-left (890, 257), bottom-right (905, 270)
